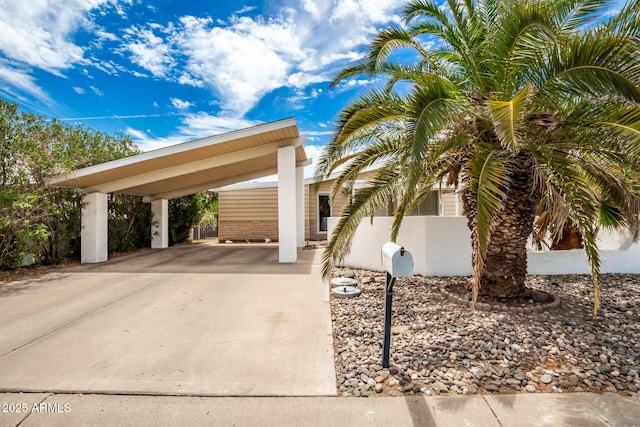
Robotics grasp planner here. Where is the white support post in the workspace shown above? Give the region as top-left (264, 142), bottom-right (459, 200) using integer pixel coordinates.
top-left (151, 199), bottom-right (169, 249)
top-left (81, 192), bottom-right (108, 263)
top-left (278, 145), bottom-right (297, 262)
top-left (296, 165), bottom-right (305, 248)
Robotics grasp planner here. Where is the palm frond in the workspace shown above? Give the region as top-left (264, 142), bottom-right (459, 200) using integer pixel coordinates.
top-left (578, 223), bottom-right (602, 315)
top-left (314, 89), bottom-right (409, 182)
top-left (329, 137), bottom-right (405, 201)
top-left (530, 142), bottom-right (604, 313)
top-left (468, 149), bottom-right (509, 258)
top-left (409, 75), bottom-right (466, 160)
top-left (552, 0), bottom-right (606, 34)
top-left (403, 0), bottom-right (452, 28)
top-left (487, 85), bottom-right (533, 150)
top-left (321, 164), bottom-right (404, 279)
top-left (540, 31), bottom-right (640, 103)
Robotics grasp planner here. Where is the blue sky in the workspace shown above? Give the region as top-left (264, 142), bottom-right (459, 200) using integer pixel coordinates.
top-left (0, 0), bottom-right (627, 170)
top-left (0, 0), bottom-right (408, 168)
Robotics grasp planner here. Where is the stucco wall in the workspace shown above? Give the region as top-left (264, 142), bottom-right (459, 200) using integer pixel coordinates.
top-left (328, 216), bottom-right (640, 276)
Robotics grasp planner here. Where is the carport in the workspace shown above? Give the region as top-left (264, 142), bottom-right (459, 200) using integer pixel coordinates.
top-left (49, 118), bottom-right (309, 264)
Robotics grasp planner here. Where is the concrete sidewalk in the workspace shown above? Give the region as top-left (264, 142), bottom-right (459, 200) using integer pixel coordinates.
top-left (1, 392), bottom-right (638, 426)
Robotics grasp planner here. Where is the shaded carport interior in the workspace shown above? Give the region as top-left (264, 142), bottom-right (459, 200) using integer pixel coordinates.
top-left (48, 118), bottom-right (309, 263)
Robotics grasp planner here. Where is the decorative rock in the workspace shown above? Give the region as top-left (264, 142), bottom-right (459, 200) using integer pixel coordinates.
top-left (401, 384), bottom-right (415, 392)
top-left (541, 374), bottom-right (553, 384)
top-left (485, 384), bottom-right (500, 392)
top-left (432, 382), bottom-right (449, 393)
top-left (531, 290), bottom-right (550, 303)
top-left (329, 268), bottom-right (640, 398)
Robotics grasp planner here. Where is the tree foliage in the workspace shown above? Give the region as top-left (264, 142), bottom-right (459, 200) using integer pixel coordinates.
top-left (168, 193), bottom-right (213, 245)
top-left (0, 98), bottom-right (147, 269)
top-left (316, 0), bottom-right (640, 314)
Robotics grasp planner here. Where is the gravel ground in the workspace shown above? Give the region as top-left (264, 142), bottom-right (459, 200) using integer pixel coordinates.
top-left (330, 269), bottom-right (640, 398)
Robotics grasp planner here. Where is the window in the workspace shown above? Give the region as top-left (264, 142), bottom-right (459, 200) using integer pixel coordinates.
top-left (318, 194), bottom-right (331, 232)
top-left (409, 191), bottom-right (440, 216)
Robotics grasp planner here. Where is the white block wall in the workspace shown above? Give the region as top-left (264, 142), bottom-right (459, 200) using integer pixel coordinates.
top-left (328, 216), bottom-right (640, 276)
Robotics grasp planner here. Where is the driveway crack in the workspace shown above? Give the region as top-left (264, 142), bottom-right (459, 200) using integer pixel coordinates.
top-left (481, 395), bottom-right (504, 427)
top-left (15, 393), bottom-right (53, 427)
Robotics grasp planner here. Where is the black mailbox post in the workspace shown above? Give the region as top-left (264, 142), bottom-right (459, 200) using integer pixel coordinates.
top-left (380, 242), bottom-right (413, 368)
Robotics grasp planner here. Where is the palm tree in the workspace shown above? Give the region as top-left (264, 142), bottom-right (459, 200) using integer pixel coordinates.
top-left (315, 0), bottom-right (640, 313)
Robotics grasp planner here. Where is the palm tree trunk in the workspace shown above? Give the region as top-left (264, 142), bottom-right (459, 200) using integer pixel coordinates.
top-left (463, 154), bottom-right (540, 299)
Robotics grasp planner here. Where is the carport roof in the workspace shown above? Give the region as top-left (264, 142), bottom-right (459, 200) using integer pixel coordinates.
top-left (49, 118), bottom-right (308, 201)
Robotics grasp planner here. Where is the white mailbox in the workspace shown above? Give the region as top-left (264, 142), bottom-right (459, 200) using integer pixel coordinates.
top-left (381, 242), bottom-right (413, 277)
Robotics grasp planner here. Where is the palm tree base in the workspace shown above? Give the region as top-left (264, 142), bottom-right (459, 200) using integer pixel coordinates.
top-left (444, 283), bottom-right (558, 313)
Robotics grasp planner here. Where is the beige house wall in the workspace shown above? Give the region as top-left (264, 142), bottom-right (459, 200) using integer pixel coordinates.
top-left (218, 188), bottom-right (279, 241)
top-left (217, 180), bottom-right (350, 242)
top-left (217, 174), bottom-right (462, 243)
top-left (307, 179), bottom-right (349, 241)
top-left (441, 190), bottom-right (461, 216)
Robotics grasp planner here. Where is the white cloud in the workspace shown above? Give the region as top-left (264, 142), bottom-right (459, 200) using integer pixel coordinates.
top-left (170, 97), bottom-right (193, 109)
top-left (301, 0), bottom-right (322, 20)
top-left (301, 143), bottom-right (323, 178)
top-left (116, 1), bottom-right (403, 116)
top-left (178, 72), bottom-right (204, 87)
top-left (287, 72), bottom-right (327, 89)
top-left (125, 127), bottom-right (149, 141)
top-left (172, 14), bottom-right (305, 115)
top-left (123, 26), bottom-right (175, 77)
top-left (234, 6), bottom-right (257, 15)
top-left (95, 29), bottom-right (119, 42)
top-left (90, 58), bottom-right (120, 76)
top-left (286, 86), bottom-right (325, 109)
top-left (89, 85), bottom-right (104, 96)
top-left (0, 0), bottom-right (111, 74)
top-left (73, 87), bottom-right (85, 94)
top-left (0, 64), bottom-right (53, 104)
top-left (0, 0), bottom-right (405, 132)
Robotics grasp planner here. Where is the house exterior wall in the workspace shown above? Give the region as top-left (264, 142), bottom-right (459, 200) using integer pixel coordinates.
top-left (218, 188), bottom-right (279, 241)
top-left (441, 190), bottom-right (461, 216)
top-left (217, 174), bottom-right (462, 242)
top-left (307, 180), bottom-right (349, 241)
top-left (327, 216), bottom-right (640, 276)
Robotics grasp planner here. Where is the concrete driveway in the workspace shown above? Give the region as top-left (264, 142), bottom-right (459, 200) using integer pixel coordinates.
top-left (0, 243), bottom-right (336, 397)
